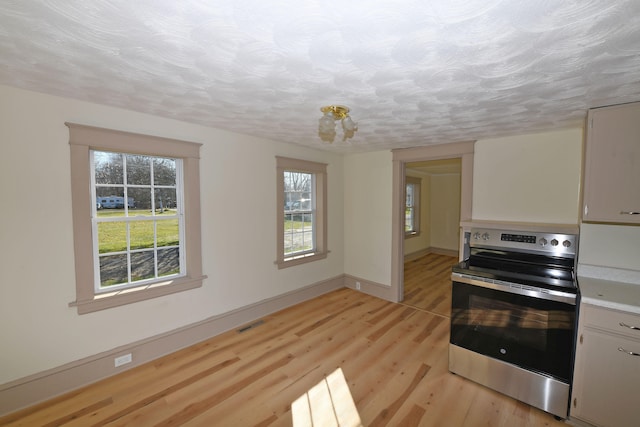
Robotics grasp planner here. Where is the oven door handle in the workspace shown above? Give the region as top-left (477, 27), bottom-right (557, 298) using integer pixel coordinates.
top-left (452, 273), bottom-right (576, 305)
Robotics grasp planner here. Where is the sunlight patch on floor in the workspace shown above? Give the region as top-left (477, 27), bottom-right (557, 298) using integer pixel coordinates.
top-left (291, 367), bottom-right (362, 427)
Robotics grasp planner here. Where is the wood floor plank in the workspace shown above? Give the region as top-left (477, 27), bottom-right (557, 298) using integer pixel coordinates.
top-left (397, 404), bottom-right (427, 426)
top-left (92, 355), bottom-right (242, 426)
top-left (403, 253), bottom-right (459, 317)
top-left (156, 354), bottom-right (295, 426)
top-left (367, 363), bottom-right (431, 427)
top-left (40, 398), bottom-right (113, 427)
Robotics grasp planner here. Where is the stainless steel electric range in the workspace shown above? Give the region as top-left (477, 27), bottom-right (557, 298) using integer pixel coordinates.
top-left (449, 227), bottom-right (579, 419)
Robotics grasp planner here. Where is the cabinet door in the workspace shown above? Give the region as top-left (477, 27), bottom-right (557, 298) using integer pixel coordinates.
top-left (583, 102), bottom-right (640, 223)
top-left (571, 329), bottom-right (640, 427)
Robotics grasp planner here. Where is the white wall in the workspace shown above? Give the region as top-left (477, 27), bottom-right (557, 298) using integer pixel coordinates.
top-left (579, 223), bottom-right (640, 271)
top-left (0, 85), bottom-right (344, 384)
top-left (472, 128), bottom-right (583, 224)
top-left (343, 151), bottom-right (393, 286)
top-left (430, 174), bottom-right (461, 251)
top-left (342, 127), bottom-right (584, 289)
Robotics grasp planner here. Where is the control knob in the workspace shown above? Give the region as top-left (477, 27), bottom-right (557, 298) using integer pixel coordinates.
top-left (539, 238), bottom-right (548, 246)
top-left (473, 232), bottom-right (481, 240)
top-left (482, 232), bottom-right (490, 241)
top-left (563, 240), bottom-right (572, 248)
top-left (551, 239), bottom-right (559, 247)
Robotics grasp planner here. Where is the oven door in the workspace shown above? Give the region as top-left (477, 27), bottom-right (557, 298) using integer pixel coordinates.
top-left (450, 276), bottom-right (576, 383)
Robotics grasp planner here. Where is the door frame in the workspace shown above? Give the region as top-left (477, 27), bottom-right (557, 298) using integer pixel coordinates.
top-left (390, 141), bottom-right (475, 302)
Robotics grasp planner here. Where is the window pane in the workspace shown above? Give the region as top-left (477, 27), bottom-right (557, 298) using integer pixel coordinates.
top-left (154, 157), bottom-right (176, 186)
top-left (131, 251), bottom-right (155, 282)
top-left (285, 212), bottom-right (314, 255)
top-left (98, 222), bottom-right (127, 254)
top-left (126, 154), bottom-right (151, 185)
top-left (99, 254), bottom-right (128, 287)
top-left (96, 187), bottom-right (125, 215)
top-left (158, 247), bottom-right (180, 277)
top-left (302, 213), bottom-right (313, 250)
top-left (94, 151), bottom-right (123, 185)
top-left (155, 188), bottom-right (177, 211)
top-left (284, 230), bottom-right (294, 254)
top-left (406, 207), bottom-right (414, 232)
top-left (284, 171), bottom-right (312, 212)
top-left (130, 220), bottom-right (154, 250)
top-left (406, 184), bottom-right (414, 207)
top-left (128, 187), bottom-right (152, 214)
top-left (157, 218), bottom-right (179, 247)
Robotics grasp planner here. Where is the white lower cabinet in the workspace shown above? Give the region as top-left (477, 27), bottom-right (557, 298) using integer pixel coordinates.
top-left (571, 304), bottom-right (640, 427)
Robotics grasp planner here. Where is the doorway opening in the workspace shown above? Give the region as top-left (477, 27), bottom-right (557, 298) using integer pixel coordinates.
top-left (403, 159), bottom-right (461, 315)
top-left (390, 142), bottom-right (475, 306)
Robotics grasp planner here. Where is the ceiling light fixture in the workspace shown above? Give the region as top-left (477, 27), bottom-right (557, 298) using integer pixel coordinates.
top-left (318, 105), bottom-right (357, 143)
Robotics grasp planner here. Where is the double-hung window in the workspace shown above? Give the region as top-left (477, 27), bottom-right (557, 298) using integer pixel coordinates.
top-left (405, 176), bottom-right (421, 237)
top-left (276, 156), bottom-right (327, 268)
top-left (92, 151), bottom-right (184, 288)
top-left (68, 123), bottom-right (205, 314)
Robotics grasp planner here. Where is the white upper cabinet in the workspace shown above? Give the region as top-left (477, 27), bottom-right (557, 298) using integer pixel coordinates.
top-left (583, 102), bottom-right (640, 224)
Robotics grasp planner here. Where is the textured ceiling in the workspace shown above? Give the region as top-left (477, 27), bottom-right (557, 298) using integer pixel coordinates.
top-left (1, 1), bottom-right (640, 152)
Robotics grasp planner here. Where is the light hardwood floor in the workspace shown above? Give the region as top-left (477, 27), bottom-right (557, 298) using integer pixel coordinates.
top-left (403, 253), bottom-right (459, 317)
top-left (1, 287), bottom-right (567, 426)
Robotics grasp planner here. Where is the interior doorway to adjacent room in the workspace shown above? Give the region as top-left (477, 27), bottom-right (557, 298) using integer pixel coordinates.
top-left (390, 142), bottom-right (475, 306)
top-left (402, 159), bottom-right (461, 315)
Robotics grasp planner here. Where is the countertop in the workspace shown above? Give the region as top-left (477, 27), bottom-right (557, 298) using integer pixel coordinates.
top-left (578, 264), bottom-right (640, 315)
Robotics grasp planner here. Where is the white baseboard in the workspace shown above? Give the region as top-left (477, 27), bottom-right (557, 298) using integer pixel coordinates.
top-left (429, 247), bottom-right (459, 257)
top-left (343, 274), bottom-right (394, 301)
top-left (0, 275), bottom-right (345, 417)
top-left (404, 247), bottom-right (432, 261)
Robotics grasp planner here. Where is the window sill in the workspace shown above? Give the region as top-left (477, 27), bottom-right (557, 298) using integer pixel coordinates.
top-left (405, 231), bottom-right (421, 239)
top-left (69, 275), bottom-right (206, 314)
top-left (276, 251), bottom-right (328, 269)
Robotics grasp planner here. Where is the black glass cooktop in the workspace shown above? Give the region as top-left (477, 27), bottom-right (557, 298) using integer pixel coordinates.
top-left (453, 248), bottom-right (577, 293)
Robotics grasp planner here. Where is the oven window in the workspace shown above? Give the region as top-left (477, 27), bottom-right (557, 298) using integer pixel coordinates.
top-left (450, 281), bottom-right (576, 382)
top-left (461, 295), bottom-right (573, 352)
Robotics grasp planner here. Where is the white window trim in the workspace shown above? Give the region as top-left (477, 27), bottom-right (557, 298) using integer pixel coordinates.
top-left (405, 176), bottom-right (421, 238)
top-left (276, 156), bottom-right (328, 269)
top-left (67, 123), bottom-right (206, 314)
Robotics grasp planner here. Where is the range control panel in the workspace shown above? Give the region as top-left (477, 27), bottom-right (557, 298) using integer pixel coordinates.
top-left (470, 228), bottom-right (577, 256)
top-left (501, 233), bottom-right (537, 244)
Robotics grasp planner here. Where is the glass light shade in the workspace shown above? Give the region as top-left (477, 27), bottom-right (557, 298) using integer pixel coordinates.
top-left (319, 112), bottom-right (336, 134)
top-left (319, 130), bottom-right (336, 142)
top-left (342, 115), bottom-right (356, 132)
top-left (342, 128), bottom-right (355, 141)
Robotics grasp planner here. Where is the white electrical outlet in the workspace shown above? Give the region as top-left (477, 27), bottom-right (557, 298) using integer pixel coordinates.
top-left (114, 353), bottom-right (132, 367)
top-left (356, 281), bottom-right (361, 290)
